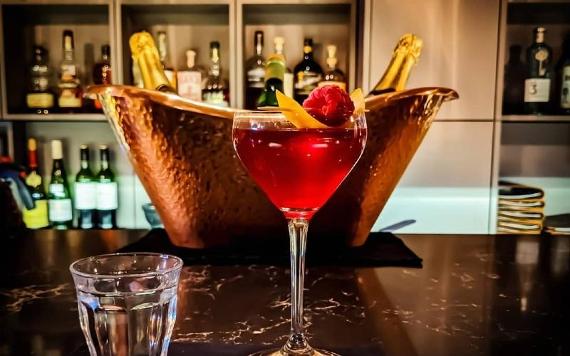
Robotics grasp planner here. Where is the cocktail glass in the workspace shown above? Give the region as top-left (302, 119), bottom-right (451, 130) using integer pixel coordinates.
top-left (70, 253), bottom-right (183, 356)
top-left (233, 110), bottom-right (367, 355)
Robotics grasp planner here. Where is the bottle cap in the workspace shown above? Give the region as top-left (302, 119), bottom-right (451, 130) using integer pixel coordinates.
top-left (186, 50), bottom-right (196, 68)
top-left (101, 44), bottom-right (111, 57)
top-left (80, 144), bottom-right (88, 150)
top-left (99, 144), bottom-right (108, 150)
top-left (210, 41), bottom-right (220, 49)
top-left (274, 36), bottom-right (285, 52)
top-left (28, 138), bottom-right (37, 151)
top-left (51, 140), bottom-right (63, 160)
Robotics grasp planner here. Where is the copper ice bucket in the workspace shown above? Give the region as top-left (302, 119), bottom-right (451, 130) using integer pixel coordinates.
top-left (88, 85), bottom-right (458, 248)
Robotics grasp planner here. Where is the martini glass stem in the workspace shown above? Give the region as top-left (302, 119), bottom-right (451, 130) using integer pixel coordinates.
top-left (283, 218), bottom-right (312, 354)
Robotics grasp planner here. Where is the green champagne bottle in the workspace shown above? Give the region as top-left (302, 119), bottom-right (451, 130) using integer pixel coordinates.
top-left (48, 140), bottom-right (73, 229)
top-left (23, 138), bottom-right (50, 229)
top-left (75, 145), bottom-right (96, 229)
top-left (257, 37), bottom-right (286, 107)
top-left (96, 145), bottom-right (117, 229)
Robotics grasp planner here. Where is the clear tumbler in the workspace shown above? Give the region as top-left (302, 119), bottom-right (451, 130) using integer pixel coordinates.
top-left (70, 253), bottom-right (183, 356)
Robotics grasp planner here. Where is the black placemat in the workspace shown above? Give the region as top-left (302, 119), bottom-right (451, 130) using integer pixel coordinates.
top-left (118, 229), bottom-right (422, 268)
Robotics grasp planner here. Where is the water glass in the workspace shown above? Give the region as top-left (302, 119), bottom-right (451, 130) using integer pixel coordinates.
top-left (70, 253), bottom-right (183, 356)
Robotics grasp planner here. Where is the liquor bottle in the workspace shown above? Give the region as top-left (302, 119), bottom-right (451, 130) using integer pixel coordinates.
top-left (524, 27), bottom-right (553, 115)
top-left (22, 138), bottom-right (49, 229)
top-left (503, 45), bottom-right (527, 115)
top-left (245, 31), bottom-right (266, 109)
top-left (177, 50), bottom-right (203, 101)
top-left (257, 38), bottom-right (285, 107)
top-left (203, 41), bottom-right (229, 107)
top-left (274, 37), bottom-right (294, 98)
top-left (129, 31), bottom-right (175, 93)
top-left (26, 46), bottom-right (55, 114)
top-left (92, 45), bottom-right (112, 110)
top-left (293, 38), bottom-right (323, 103)
top-left (556, 33), bottom-right (570, 114)
top-left (57, 30), bottom-right (83, 113)
top-left (157, 31), bottom-right (177, 91)
top-left (75, 145), bottom-right (96, 229)
top-left (48, 140), bottom-right (73, 229)
top-left (319, 45), bottom-right (347, 90)
top-left (369, 33), bottom-right (423, 95)
top-left (96, 145), bottom-right (117, 229)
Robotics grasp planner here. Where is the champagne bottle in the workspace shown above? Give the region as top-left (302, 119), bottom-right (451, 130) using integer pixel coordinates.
top-left (96, 145), bottom-right (117, 229)
top-left (245, 31), bottom-right (266, 109)
top-left (129, 31), bottom-right (176, 93)
top-left (75, 145), bottom-right (96, 229)
top-left (369, 33), bottom-right (423, 96)
top-left (48, 140), bottom-right (73, 229)
top-left (23, 138), bottom-right (49, 229)
top-left (257, 39), bottom-right (286, 107)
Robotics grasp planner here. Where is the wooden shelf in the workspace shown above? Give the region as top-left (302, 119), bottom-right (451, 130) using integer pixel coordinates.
top-left (2, 113), bottom-right (106, 122)
top-left (501, 115), bottom-right (570, 123)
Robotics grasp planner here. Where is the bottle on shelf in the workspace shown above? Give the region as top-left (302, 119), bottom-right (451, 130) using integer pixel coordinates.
top-left (75, 145), bottom-right (96, 229)
top-left (257, 38), bottom-right (286, 107)
top-left (22, 138), bottom-right (49, 229)
top-left (503, 45), bottom-right (527, 115)
top-left (293, 38), bottom-right (323, 103)
top-left (369, 33), bottom-right (423, 95)
top-left (96, 145), bottom-right (118, 229)
top-left (524, 27), bottom-right (553, 115)
top-left (245, 31), bottom-right (266, 109)
top-left (48, 140), bottom-right (73, 229)
top-left (26, 46), bottom-right (55, 115)
top-left (203, 41), bottom-right (229, 107)
top-left (129, 31), bottom-right (175, 93)
top-left (92, 45), bottom-right (112, 110)
top-left (57, 30), bottom-right (83, 113)
top-left (274, 37), bottom-right (294, 98)
top-left (157, 31), bottom-right (177, 91)
top-left (177, 50), bottom-right (203, 101)
top-left (556, 33), bottom-right (570, 114)
top-left (319, 45), bottom-right (347, 90)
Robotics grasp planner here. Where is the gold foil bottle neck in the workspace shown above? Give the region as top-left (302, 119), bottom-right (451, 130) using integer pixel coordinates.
top-left (129, 31), bottom-right (175, 93)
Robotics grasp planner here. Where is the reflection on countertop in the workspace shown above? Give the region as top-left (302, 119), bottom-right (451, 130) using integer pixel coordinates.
top-left (0, 230), bottom-right (569, 355)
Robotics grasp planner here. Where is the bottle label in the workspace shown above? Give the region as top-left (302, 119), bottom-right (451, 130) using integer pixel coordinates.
top-left (318, 81), bottom-right (346, 91)
top-left (48, 199), bottom-right (72, 222)
top-left (23, 200), bottom-right (49, 229)
top-left (49, 183), bottom-right (65, 195)
top-left (247, 67), bottom-right (265, 88)
top-left (561, 66), bottom-right (570, 109)
top-left (97, 182), bottom-right (118, 210)
top-left (75, 182), bottom-right (97, 210)
top-left (524, 78), bottom-right (550, 103)
top-left (58, 88), bottom-right (82, 108)
top-left (177, 71), bottom-right (202, 101)
top-left (284, 73), bottom-right (294, 98)
top-left (61, 64), bottom-right (77, 81)
top-left (295, 71), bottom-right (322, 95)
top-left (25, 171), bottom-right (42, 188)
top-left (203, 91), bottom-right (228, 107)
top-left (26, 93), bottom-right (54, 109)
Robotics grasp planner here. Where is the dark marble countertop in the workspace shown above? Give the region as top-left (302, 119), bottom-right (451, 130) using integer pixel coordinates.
top-left (1, 230), bottom-right (569, 356)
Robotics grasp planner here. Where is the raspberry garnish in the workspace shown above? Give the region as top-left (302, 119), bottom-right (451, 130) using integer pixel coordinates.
top-left (302, 85), bottom-right (355, 127)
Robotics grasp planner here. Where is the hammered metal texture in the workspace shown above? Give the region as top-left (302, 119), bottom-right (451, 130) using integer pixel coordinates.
top-left (88, 86), bottom-right (458, 248)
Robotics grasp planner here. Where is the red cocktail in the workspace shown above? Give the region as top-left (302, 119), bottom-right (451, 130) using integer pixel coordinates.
top-left (234, 127), bottom-right (366, 220)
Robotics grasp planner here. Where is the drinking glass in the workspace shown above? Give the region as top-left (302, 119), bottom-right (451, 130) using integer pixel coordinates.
top-left (233, 110), bottom-right (367, 355)
top-left (70, 253), bottom-right (183, 356)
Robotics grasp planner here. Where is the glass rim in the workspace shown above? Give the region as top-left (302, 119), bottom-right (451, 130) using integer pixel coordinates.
top-left (69, 252), bottom-right (183, 279)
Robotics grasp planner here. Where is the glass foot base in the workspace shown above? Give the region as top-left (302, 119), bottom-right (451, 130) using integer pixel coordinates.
top-left (249, 348), bottom-right (340, 356)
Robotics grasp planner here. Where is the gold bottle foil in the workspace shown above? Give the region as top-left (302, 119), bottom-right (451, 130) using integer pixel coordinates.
top-left (87, 85), bottom-right (458, 248)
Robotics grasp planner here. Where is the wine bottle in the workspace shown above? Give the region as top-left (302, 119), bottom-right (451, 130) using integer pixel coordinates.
top-left (319, 45), bottom-right (347, 90)
top-left (26, 46), bottom-right (55, 114)
top-left (524, 27), bottom-right (553, 115)
top-left (48, 140), bottom-right (73, 229)
top-left (257, 38), bottom-right (286, 107)
top-left (274, 37), bottom-right (294, 98)
top-left (75, 145), bottom-right (96, 229)
top-left (556, 33), bottom-right (570, 114)
top-left (92, 45), bottom-right (112, 110)
top-left (57, 30), bottom-right (83, 113)
top-left (293, 38), bottom-right (323, 103)
top-left (369, 33), bottom-right (423, 96)
top-left (96, 145), bottom-right (117, 229)
top-left (157, 31), bottom-right (177, 91)
top-left (177, 50), bottom-right (203, 101)
top-left (245, 31), bottom-right (266, 109)
top-left (22, 138), bottom-right (49, 229)
top-left (129, 31), bottom-right (176, 93)
top-left (203, 41), bottom-right (229, 106)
